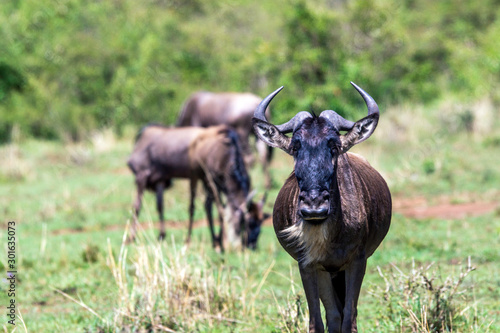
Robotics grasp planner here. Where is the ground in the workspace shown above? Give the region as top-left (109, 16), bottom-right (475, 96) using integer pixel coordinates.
top-left (1, 136), bottom-right (499, 332)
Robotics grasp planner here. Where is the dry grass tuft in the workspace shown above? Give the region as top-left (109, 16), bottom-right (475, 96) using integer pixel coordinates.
top-left (369, 258), bottom-right (484, 332)
top-left (100, 228), bottom-right (278, 331)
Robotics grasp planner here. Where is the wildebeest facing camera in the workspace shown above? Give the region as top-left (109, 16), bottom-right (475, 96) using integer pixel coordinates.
top-left (253, 82), bottom-right (391, 333)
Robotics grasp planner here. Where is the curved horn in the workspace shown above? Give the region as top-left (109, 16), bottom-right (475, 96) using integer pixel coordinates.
top-left (246, 189), bottom-right (257, 204)
top-left (275, 111), bottom-right (312, 134)
top-left (238, 189), bottom-right (257, 213)
top-left (254, 86), bottom-right (283, 122)
top-left (319, 110), bottom-right (355, 131)
top-left (350, 82), bottom-right (379, 116)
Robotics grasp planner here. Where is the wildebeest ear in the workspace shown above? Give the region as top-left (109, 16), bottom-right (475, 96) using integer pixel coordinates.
top-left (252, 118), bottom-right (292, 155)
top-left (340, 113), bottom-right (379, 152)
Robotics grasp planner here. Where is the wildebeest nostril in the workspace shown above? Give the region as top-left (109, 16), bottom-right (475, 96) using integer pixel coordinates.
top-left (301, 190), bottom-right (330, 205)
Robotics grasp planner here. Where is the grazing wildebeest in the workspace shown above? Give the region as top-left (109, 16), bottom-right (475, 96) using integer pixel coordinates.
top-left (252, 82), bottom-right (392, 332)
top-left (127, 124), bottom-right (266, 250)
top-left (177, 91), bottom-right (274, 188)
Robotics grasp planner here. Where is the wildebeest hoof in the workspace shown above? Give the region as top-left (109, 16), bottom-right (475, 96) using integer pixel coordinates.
top-left (158, 232), bottom-right (166, 241)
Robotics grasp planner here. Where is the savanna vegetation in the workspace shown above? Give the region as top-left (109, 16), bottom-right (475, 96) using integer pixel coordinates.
top-left (1, 0), bottom-right (500, 332)
top-left (1, 127), bottom-right (499, 332)
top-left (1, 0), bottom-right (500, 142)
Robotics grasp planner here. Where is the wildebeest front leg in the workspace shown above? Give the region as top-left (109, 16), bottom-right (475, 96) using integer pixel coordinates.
top-left (129, 170), bottom-right (148, 243)
top-left (156, 182), bottom-right (166, 240)
top-left (299, 266), bottom-right (324, 333)
top-left (318, 270), bottom-right (343, 333)
top-left (204, 190), bottom-right (219, 249)
top-left (186, 178), bottom-right (197, 244)
top-left (214, 196), bottom-right (225, 252)
top-left (342, 258), bottom-right (367, 332)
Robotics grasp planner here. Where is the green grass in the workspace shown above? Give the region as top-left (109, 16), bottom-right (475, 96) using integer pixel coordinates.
top-left (1, 127), bottom-right (499, 332)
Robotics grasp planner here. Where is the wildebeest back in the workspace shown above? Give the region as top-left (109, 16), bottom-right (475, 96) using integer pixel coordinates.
top-left (127, 125), bottom-right (206, 184)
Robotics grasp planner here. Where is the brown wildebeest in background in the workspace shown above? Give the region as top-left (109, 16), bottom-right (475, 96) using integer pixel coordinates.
top-left (252, 82), bottom-right (392, 332)
top-left (177, 91), bottom-right (274, 189)
top-left (127, 124), bottom-right (266, 250)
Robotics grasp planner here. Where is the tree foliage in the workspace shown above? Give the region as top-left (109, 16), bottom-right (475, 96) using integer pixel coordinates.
top-left (1, 0), bottom-right (499, 142)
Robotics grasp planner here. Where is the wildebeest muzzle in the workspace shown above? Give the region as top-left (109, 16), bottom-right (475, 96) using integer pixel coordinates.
top-left (298, 189), bottom-right (330, 223)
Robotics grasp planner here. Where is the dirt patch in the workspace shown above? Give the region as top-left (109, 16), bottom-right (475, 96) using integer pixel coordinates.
top-left (393, 197), bottom-right (498, 219)
top-left (51, 197), bottom-right (498, 236)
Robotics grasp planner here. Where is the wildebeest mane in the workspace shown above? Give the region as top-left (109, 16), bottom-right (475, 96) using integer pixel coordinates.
top-left (225, 129), bottom-right (250, 195)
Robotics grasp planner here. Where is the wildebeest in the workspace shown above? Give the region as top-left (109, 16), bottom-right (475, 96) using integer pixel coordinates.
top-left (252, 82), bottom-right (392, 332)
top-left (127, 124), bottom-right (266, 250)
top-left (177, 91), bottom-right (273, 188)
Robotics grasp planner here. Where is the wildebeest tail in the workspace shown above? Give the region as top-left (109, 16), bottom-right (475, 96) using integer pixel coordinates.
top-left (177, 95), bottom-right (198, 126)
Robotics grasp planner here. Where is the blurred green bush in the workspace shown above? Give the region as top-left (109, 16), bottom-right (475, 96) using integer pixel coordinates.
top-left (1, 0), bottom-right (499, 142)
